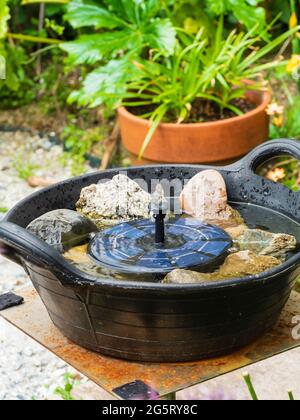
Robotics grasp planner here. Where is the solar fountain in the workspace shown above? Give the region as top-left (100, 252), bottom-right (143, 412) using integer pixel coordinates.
top-left (88, 189), bottom-right (232, 277)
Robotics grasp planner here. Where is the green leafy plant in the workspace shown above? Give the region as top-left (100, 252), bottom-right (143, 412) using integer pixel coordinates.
top-left (0, 0), bottom-right (10, 39)
top-left (60, 0), bottom-right (177, 111)
top-left (68, 15), bottom-right (298, 157)
top-left (163, 1), bottom-right (267, 38)
top-left (270, 97), bottom-right (300, 140)
top-left (0, 0), bottom-right (69, 108)
top-left (289, 0), bottom-right (300, 54)
top-left (12, 153), bottom-right (40, 180)
top-left (61, 0), bottom-right (176, 66)
top-left (207, 0), bottom-right (265, 22)
top-left (61, 121), bottom-right (107, 175)
top-left (203, 0), bottom-right (267, 35)
top-left (54, 373), bottom-right (79, 401)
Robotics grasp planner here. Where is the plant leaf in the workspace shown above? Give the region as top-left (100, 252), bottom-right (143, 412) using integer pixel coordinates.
top-left (230, 0), bottom-right (266, 33)
top-left (138, 103), bottom-right (169, 159)
top-left (60, 31), bottom-right (140, 65)
top-left (145, 19), bottom-right (177, 55)
top-left (207, 0), bottom-right (226, 15)
top-left (0, 0), bottom-right (10, 39)
top-left (68, 56), bottom-right (140, 108)
top-left (206, 0), bottom-right (266, 35)
top-left (65, 0), bottom-right (123, 29)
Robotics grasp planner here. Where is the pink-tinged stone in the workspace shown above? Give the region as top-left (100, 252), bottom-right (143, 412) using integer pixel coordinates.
top-left (180, 170), bottom-right (244, 228)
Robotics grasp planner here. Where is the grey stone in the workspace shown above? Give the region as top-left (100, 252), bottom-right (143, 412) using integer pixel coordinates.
top-left (235, 229), bottom-right (297, 258)
top-left (27, 209), bottom-right (97, 253)
top-left (163, 269), bottom-right (213, 284)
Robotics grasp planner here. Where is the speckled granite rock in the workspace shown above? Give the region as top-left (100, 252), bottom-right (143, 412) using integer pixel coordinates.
top-left (76, 174), bottom-right (151, 226)
top-left (164, 251), bottom-right (281, 284)
top-left (234, 229), bottom-right (297, 258)
top-left (180, 170), bottom-right (245, 228)
top-left (27, 209), bottom-right (97, 253)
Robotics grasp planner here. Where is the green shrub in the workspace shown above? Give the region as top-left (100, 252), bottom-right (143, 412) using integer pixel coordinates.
top-left (62, 2), bottom-right (297, 156)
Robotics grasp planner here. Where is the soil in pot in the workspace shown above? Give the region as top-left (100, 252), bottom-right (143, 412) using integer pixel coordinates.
top-left (130, 97), bottom-right (256, 124)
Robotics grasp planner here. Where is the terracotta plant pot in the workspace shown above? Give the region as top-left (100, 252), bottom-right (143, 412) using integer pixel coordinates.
top-left (118, 90), bottom-right (271, 164)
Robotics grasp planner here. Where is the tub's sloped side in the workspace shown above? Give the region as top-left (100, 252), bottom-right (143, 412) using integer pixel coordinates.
top-left (26, 260), bottom-right (297, 362)
top-left (26, 262), bottom-right (99, 351)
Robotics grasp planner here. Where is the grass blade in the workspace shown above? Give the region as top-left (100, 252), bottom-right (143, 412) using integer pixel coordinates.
top-left (243, 372), bottom-right (259, 401)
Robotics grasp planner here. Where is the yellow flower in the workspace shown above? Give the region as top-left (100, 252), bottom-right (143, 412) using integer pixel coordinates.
top-left (290, 12), bottom-right (298, 29)
top-left (286, 55), bottom-right (300, 74)
top-left (273, 115), bottom-right (284, 128)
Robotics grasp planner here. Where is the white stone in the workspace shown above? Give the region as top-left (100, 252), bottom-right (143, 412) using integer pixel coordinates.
top-left (179, 170), bottom-right (244, 229)
top-left (76, 174), bottom-right (151, 225)
top-left (180, 170), bottom-right (229, 219)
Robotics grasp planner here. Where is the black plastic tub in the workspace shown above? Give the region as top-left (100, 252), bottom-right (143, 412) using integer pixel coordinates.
top-left (1, 139), bottom-right (300, 362)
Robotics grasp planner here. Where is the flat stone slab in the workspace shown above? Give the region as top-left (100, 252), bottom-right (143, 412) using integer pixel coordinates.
top-left (1, 287), bottom-right (300, 400)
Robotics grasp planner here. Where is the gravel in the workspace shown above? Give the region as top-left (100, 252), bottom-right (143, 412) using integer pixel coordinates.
top-left (0, 130), bottom-right (92, 210)
top-left (0, 129), bottom-right (89, 400)
top-left (0, 317), bottom-right (75, 400)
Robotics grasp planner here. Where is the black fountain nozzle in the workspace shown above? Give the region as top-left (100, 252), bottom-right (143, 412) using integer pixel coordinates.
top-left (150, 185), bottom-right (168, 245)
top-left (153, 206), bottom-right (167, 245)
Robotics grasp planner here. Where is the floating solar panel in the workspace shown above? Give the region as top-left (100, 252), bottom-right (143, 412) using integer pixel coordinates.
top-left (88, 217), bottom-right (232, 275)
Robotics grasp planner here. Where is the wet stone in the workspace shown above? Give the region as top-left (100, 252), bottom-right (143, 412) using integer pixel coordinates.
top-left (163, 269), bottom-right (214, 284)
top-left (225, 225), bottom-right (248, 240)
top-left (219, 250), bottom-right (281, 277)
top-left (27, 209), bottom-right (97, 253)
top-left (76, 174), bottom-right (151, 226)
top-left (180, 170), bottom-right (245, 228)
top-left (163, 251), bottom-right (281, 284)
top-left (234, 229), bottom-right (297, 258)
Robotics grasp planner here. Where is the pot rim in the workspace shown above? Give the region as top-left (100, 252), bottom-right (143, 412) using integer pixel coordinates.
top-left (118, 89), bottom-right (271, 130)
top-left (3, 160), bottom-right (300, 293)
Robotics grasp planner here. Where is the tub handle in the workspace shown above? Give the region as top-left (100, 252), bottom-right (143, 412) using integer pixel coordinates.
top-left (0, 221), bottom-right (84, 286)
top-left (238, 139), bottom-right (300, 175)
